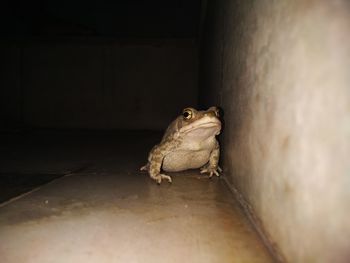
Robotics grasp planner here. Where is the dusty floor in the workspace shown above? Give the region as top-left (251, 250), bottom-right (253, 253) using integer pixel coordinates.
top-left (0, 131), bottom-right (273, 263)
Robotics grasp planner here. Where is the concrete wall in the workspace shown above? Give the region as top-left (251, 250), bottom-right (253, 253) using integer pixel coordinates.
top-left (0, 39), bottom-right (197, 130)
top-left (200, 0), bottom-right (350, 262)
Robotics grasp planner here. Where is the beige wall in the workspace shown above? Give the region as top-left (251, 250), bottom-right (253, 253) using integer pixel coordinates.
top-left (0, 39), bottom-right (197, 130)
top-left (200, 0), bottom-right (350, 262)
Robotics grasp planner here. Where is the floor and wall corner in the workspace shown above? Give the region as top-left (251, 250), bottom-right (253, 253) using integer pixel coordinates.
top-left (0, 1), bottom-right (349, 263)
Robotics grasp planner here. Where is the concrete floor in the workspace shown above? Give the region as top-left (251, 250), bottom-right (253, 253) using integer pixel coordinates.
top-left (0, 131), bottom-right (273, 263)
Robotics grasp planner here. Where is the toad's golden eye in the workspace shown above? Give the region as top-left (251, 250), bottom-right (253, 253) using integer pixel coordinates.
top-left (183, 109), bottom-right (193, 120)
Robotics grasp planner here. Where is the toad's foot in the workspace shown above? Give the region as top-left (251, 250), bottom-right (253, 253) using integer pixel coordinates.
top-left (200, 166), bottom-right (222, 178)
top-left (140, 164), bottom-right (149, 171)
top-left (152, 174), bottom-right (172, 184)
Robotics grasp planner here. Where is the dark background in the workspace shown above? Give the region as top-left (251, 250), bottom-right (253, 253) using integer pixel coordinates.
top-left (0, 0), bottom-right (201, 38)
top-left (0, 0), bottom-right (204, 200)
top-left (0, 0), bottom-right (203, 131)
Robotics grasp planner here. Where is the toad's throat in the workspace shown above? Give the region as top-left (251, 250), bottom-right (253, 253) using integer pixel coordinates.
top-left (180, 122), bottom-right (221, 134)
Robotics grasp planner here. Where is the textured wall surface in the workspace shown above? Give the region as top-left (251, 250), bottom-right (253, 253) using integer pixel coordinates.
top-left (0, 39), bottom-right (197, 130)
top-left (200, 0), bottom-right (350, 262)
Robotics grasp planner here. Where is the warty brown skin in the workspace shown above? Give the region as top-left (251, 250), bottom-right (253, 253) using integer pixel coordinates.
top-left (141, 107), bottom-right (222, 184)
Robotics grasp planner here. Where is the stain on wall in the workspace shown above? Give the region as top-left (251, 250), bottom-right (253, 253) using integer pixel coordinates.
top-left (200, 0), bottom-right (350, 262)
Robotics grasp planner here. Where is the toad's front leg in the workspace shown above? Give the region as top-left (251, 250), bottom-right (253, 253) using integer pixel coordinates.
top-left (200, 140), bottom-right (221, 178)
top-left (148, 147), bottom-right (172, 184)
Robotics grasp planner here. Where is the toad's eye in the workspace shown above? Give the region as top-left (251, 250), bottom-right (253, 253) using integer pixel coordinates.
top-left (183, 109), bottom-right (193, 120)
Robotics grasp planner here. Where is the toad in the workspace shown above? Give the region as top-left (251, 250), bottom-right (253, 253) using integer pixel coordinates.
top-left (141, 106), bottom-right (222, 184)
